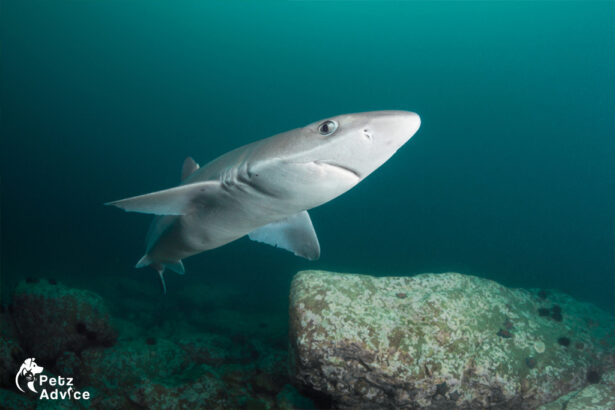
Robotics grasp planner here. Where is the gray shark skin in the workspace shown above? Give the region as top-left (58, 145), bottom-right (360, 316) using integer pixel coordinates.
top-left (106, 111), bottom-right (421, 292)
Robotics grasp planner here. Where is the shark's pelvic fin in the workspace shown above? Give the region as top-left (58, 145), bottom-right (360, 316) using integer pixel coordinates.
top-left (166, 260), bottom-right (185, 275)
top-left (105, 181), bottom-right (221, 215)
top-left (248, 210), bottom-right (320, 260)
top-left (181, 157), bottom-right (200, 182)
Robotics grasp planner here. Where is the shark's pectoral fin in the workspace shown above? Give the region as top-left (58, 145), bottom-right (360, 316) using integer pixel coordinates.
top-left (181, 157), bottom-right (200, 181)
top-left (248, 211), bottom-right (320, 260)
top-left (105, 181), bottom-right (221, 215)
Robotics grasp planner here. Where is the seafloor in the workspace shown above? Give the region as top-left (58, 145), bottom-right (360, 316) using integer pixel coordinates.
top-left (1, 270), bottom-right (614, 409)
top-left (1, 271), bottom-right (317, 409)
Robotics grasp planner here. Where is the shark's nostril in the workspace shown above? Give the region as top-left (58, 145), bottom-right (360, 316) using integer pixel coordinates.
top-left (363, 129), bottom-right (373, 141)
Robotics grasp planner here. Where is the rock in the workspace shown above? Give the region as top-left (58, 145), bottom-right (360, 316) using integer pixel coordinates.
top-left (72, 337), bottom-right (237, 407)
top-left (0, 309), bottom-right (25, 388)
top-left (85, 391), bottom-right (133, 410)
top-left (78, 338), bottom-right (190, 391)
top-left (11, 280), bottom-right (117, 362)
top-left (127, 365), bottom-right (231, 409)
top-left (176, 332), bottom-right (247, 366)
top-left (0, 388), bottom-right (36, 410)
top-left (289, 270), bottom-right (615, 409)
top-left (276, 384), bottom-right (316, 409)
top-left (54, 351), bottom-right (83, 380)
top-left (249, 340), bottom-right (290, 394)
top-left (539, 370), bottom-right (615, 409)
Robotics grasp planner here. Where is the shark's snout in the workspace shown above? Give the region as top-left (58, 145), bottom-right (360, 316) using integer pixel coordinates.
top-left (366, 110), bottom-right (421, 149)
top-left (402, 111), bottom-right (421, 137)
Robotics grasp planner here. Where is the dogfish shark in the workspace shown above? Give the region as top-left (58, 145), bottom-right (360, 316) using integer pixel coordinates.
top-left (106, 111), bottom-right (421, 292)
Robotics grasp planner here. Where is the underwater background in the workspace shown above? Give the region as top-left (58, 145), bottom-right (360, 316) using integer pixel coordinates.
top-left (3, 0), bottom-right (614, 310)
top-left (1, 1), bottom-right (614, 408)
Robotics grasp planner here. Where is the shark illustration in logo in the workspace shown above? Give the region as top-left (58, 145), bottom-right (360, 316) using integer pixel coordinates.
top-left (107, 111), bottom-right (421, 292)
top-left (15, 358), bottom-right (44, 393)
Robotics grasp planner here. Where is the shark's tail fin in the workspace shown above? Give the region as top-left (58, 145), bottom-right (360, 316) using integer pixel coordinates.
top-left (136, 255), bottom-right (185, 295)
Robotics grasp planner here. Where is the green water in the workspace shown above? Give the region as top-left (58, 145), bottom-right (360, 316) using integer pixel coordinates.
top-left (3, 0), bottom-right (613, 308)
top-left (1, 1), bottom-right (614, 407)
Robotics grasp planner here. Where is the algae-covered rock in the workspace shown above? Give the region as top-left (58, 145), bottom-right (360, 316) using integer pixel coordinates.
top-left (78, 338), bottom-right (190, 390)
top-left (176, 332), bottom-right (248, 366)
top-left (289, 270), bottom-right (615, 409)
top-left (0, 308), bottom-right (25, 388)
top-left (127, 365), bottom-right (230, 409)
top-left (0, 336), bottom-right (24, 387)
top-left (11, 279), bottom-right (117, 362)
top-left (0, 387), bottom-right (36, 410)
top-left (539, 369), bottom-right (615, 409)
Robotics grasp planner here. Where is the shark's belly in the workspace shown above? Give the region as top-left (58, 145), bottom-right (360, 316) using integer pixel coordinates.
top-left (148, 184), bottom-right (296, 262)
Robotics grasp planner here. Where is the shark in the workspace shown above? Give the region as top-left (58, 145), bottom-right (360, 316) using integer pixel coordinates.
top-left (106, 110), bottom-right (421, 292)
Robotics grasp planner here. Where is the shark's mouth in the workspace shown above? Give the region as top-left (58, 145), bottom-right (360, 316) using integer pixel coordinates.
top-left (315, 161), bottom-right (361, 179)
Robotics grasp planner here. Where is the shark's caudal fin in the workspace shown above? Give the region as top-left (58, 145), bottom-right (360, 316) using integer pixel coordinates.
top-left (181, 157), bottom-right (200, 181)
top-left (135, 255), bottom-right (185, 294)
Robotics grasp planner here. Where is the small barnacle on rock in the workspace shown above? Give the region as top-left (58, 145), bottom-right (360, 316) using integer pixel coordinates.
top-left (497, 329), bottom-right (512, 339)
top-left (525, 357), bottom-right (536, 368)
top-left (25, 277), bottom-right (39, 284)
top-left (538, 289), bottom-right (548, 299)
top-left (396, 292), bottom-right (407, 299)
top-left (557, 337), bottom-right (570, 347)
top-left (534, 340), bottom-right (545, 353)
top-left (586, 369), bottom-right (601, 384)
top-left (538, 308), bottom-right (550, 317)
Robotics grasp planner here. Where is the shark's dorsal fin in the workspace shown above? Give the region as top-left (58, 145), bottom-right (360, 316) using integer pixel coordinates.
top-left (181, 157), bottom-right (200, 182)
top-left (248, 211), bottom-right (320, 260)
top-left (105, 181), bottom-right (221, 215)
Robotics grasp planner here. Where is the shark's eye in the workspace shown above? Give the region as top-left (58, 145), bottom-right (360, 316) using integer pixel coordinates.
top-left (318, 120), bottom-right (338, 136)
